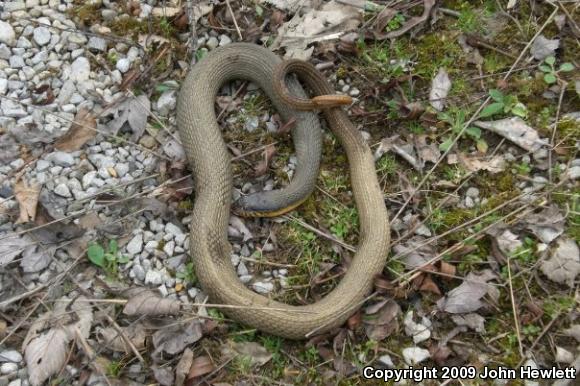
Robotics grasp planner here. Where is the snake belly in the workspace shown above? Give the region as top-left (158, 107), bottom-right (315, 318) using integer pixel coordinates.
top-left (176, 43), bottom-right (390, 339)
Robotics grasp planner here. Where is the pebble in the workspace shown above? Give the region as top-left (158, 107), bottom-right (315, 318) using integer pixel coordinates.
top-left (465, 187), bottom-right (480, 198)
top-left (36, 159), bottom-right (50, 172)
top-left (126, 234), bottom-right (144, 255)
top-left (132, 264), bottom-right (145, 281)
top-left (48, 151), bottom-right (75, 166)
top-left (9, 55), bottom-right (25, 68)
top-left (8, 379), bottom-right (22, 386)
top-left (567, 166), bottom-right (580, 180)
top-left (156, 90), bottom-right (176, 116)
top-left (0, 22), bottom-right (16, 46)
top-left (163, 240), bottom-right (175, 256)
top-left (239, 275), bottom-right (253, 284)
top-left (165, 222), bottom-right (183, 237)
top-left (0, 362), bottom-right (18, 375)
top-left (54, 183), bottom-right (72, 198)
top-left (116, 58), bottom-right (131, 73)
top-left (465, 196), bottom-right (475, 208)
top-left (115, 163), bottom-right (129, 177)
top-left (70, 57), bottom-right (90, 82)
top-left (219, 35), bottom-right (232, 46)
top-left (0, 350), bottom-right (22, 363)
top-left (402, 347), bottom-right (430, 365)
top-left (144, 270), bottom-right (163, 286)
top-left (33, 26), bottom-right (51, 46)
top-left (237, 261), bottom-right (249, 276)
top-left (87, 36), bottom-right (107, 52)
top-left (187, 288), bottom-right (198, 299)
top-left (252, 281), bottom-right (274, 294)
top-left (206, 36), bottom-right (219, 50)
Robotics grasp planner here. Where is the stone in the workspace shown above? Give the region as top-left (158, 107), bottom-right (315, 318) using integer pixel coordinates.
top-left (465, 196), bottom-right (475, 208)
top-left (70, 57), bottom-right (90, 82)
top-left (132, 264), bottom-right (145, 281)
top-left (54, 183), bottom-right (72, 198)
top-left (206, 36), bottom-right (219, 50)
top-left (465, 187), bottom-right (480, 198)
top-left (239, 275), bottom-right (252, 284)
top-left (165, 222), bottom-right (183, 237)
top-left (0, 350), bottom-right (22, 363)
top-left (163, 240), bottom-right (175, 256)
top-left (9, 55), bottom-right (25, 68)
top-left (101, 9), bottom-right (117, 21)
top-left (33, 27), bottom-right (51, 46)
top-left (252, 281), bottom-right (274, 294)
top-left (219, 35), bottom-right (232, 46)
top-left (115, 163), bottom-right (129, 177)
top-left (0, 362), bottom-right (18, 374)
top-left (144, 270), bottom-right (163, 286)
top-left (0, 22), bottom-right (16, 46)
top-left (156, 90), bottom-right (176, 116)
top-left (116, 58), bottom-right (131, 73)
top-left (8, 379), bottom-right (22, 386)
top-left (87, 36), bottom-right (107, 52)
top-left (36, 159), bottom-right (50, 172)
top-left (567, 166), bottom-right (580, 180)
top-left (237, 261), bottom-right (249, 276)
top-left (126, 234), bottom-right (143, 255)
top-left (47, 151), bottom-right (75, 166)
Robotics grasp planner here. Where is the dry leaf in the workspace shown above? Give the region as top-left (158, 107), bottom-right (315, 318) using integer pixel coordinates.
top-left (152, 365), bottom-right (174, 386)
top-left (187, 356), bottom-right (215, 380)
top-left (364, 299), bottom-right (401, 341)
top-left (96, 324), bottom-right (147, 353)
top-left (373, 0), bottom-right (436, 40)
top-left (393, 237), bottom-right (434, 269)
top-left (530, 35), bottom-right (559, 60)
top-left (437, 270), bottom-right (498, 313)
top-left (429, 68), bottom-right (452, 111)
top-left (451, 313), bottom-right (485, 333)
top-left (106, 94), bottom-right (151, 139)
top-left (458, 153), bottom-right (506, 174)
top-left (152, 321), bottom-right (204, 355)
top-left (14, 179), bottom-right (41, 223)
top-left (254, 144), bottom-right (277, 177)
top-left (54, 107), bottom-right (96, 151)
top-left (123, 289), bottom-right (181, 316)
top-left (221, 341), bottom-right (272, 367)
top-left (540, 237), bottom-right (580, 287)
top-left (474, 117), bottom-right (548, 152)
top-left (375, 135), bottom-right (423, 171)
top-left (25, 329), bottom-right (69, 386)
top-left (272, 1), bottom-right (362, 60)
top-left (522, 205), bottom-right (565, 244)
top-left (175, 348), bottom-right (194, 386)
top-left (0, 233), bottom-right (32, 267)
top-left (414, 135), bottom-right (440, 164)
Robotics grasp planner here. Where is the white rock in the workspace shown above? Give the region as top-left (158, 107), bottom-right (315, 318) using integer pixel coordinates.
top-left (237, 261), bottom-right (249, 276)
top-left (115, 163), bottom-right (129, 177)
top-left (156, 90), bottom-right (176, 115)
top-left (165, 222), bottom-right (183, 237)
top-left (187, 288), bottom-right (198, 298)
top-left (36, 159), bottom-right (50, 172)
top-left (144, 240), bottom-right (158, 253)
top-left (126, 234), bottom-right (143, 255)
top-left (252, 281), bottom-right (274, 294)
top-left (402, 347), bottom-right (430, 365)
top-left (163, 240), bottom-right (175, 256)
top-left (33, 27), bottom-right (51, 46)
top-left (132, 264), bottom-right (145, 281)
top-left (116, 58), bottom-right (131, 73)
top-left (567, 166), bottom-right (580, 180)
top-left (219, 35), bottom-right (232, 46)
top-left (87, 36), bottom-right (107, 52)
top-left (0, 362), bottom-right (18, 374)
top-left (378, 355), bottom-right (394, 368)
top-left (8, 379), bottom-right (22, 386)
top-left (54, 183), bottom-right (72, 198)
top-left (240, 275), bottom-right (253, 283)
top-left (9, 55), bottom-right (25, 68)
top-left (70, 57), bottom-right (90, 82)
top-left (0, 21), bottom-right (16, 46)
top-left (555, 346), bottom-right (574, 364)
top-left (144, 270), bottom-right (163, 286)
top-left (466, 187), bottom-right (480, 198)
top-left (206, 36), bottom-right (219, 50)
top-left (0, 350), bottom-right (22, 363)
top-left (48, 151), bottom-right (75, 166)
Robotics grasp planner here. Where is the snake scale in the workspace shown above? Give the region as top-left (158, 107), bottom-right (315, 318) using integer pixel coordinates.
top-left (177, 43), bottom-right (390, 339)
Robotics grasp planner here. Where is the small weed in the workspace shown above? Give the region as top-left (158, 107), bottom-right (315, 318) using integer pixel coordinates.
top-left (158, 17), bottom-right (175, 37)
top-left (515, 162), bottom-right (532, 175)
top-left (479, 89), bottom-right (528, 119)
top-left (438, 108), bottom-right (487, 153)
top-left (456, 5), bottom-right (480, 32)
top-left (87, 240), bottom-right (129, 276)
top-left (385, 13), bottom-right (405, 32)
top-left (376, 154), bottom-right (397, 178)
top-left (539, 56), bottom-right (574, 85)
top-left (107, 360), bottom-right (124, 377)
top-left (176, 262), bottom-right (198, 285)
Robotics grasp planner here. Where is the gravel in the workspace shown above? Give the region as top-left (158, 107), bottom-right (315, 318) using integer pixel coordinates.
top-left (0, 21), bottom-right (16, 46)
top-left (32, 26), bottom-right (51, 46)
top-left (126, 234), bottom-right (144, 255)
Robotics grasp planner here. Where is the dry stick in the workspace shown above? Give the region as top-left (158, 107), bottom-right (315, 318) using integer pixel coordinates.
top-left (517, 311), bottom-right (562, 368)
top-left (0, 94), bottom-right (170, 161)
top-left (506, 255), bottom-right (524, 358)
top-left (73, 326), bottom-right (113, 386)
top-left (225, 0), bottom-right (243, 40)
top-left (548, 81), bottom-right (567, 189)
top-left (389, 4), bottom-right (559, 225)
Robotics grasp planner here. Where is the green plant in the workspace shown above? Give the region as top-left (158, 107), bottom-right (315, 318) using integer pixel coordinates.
top-left (479, 89), bottom-right (528, 119)
top-left (385, 13), bottom-right (405, 32)
top-left (539, 56), bottom-right (574, 84)
top-left (176, 262), bottom-right (198, 285)
top-left (438, 109), bottom-right (486, 152)
top-left (87, 240), bottom-right (129, 275)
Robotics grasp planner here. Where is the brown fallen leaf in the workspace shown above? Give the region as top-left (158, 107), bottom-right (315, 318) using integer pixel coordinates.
top-left (187, 356), bottom-right (215, 382)
top-left (373, 0), bottom-right (436, 40)
top-left (153, 321), bottom-right (204, 355)
top-left (364, 299), bottom-right (401, 341)
top-left (54, 107), bottom-right (96, 151)
top-left (14, 179), bottom-right (41, 223)
top-left (175, 348), bottom-right (194, 386)
top-left (221, 341), bottom-right (272, 367)
top-left (95, 324), bottom-right (148, 354)
top-left (123, 289), bottom-right (181, 316)
top-left (254, 143), bottom-right (277, 177)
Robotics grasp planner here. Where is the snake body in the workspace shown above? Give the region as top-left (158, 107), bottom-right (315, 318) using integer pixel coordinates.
top-left (177, 43), bottom-right (390, 339)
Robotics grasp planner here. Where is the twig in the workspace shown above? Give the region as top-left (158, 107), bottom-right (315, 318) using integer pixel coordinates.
top-left (225, 0), bottom-right (243, 40)
top-left (506, 255), bottom-right (524, 358)
top-left (548, 81), bottom-right (567, 189)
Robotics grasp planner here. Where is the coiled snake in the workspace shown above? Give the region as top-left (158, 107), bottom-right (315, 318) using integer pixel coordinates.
top-left (177, 43), bottom-right (390, 339)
